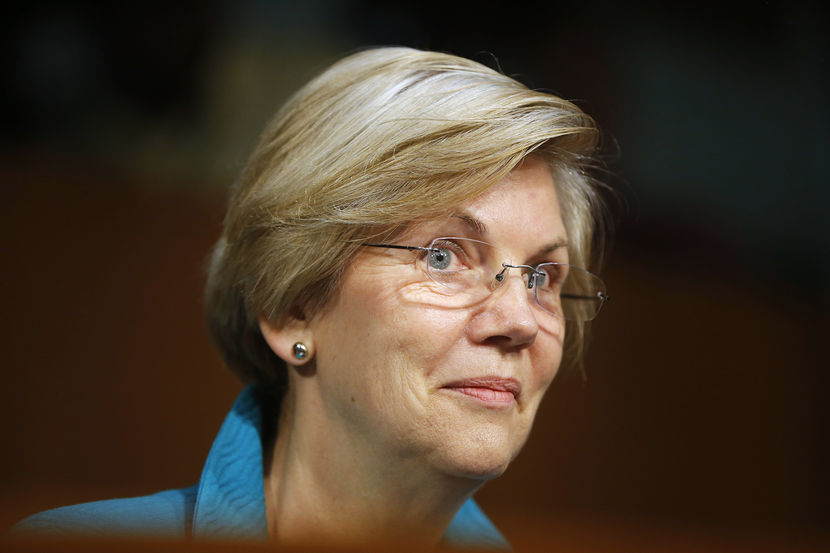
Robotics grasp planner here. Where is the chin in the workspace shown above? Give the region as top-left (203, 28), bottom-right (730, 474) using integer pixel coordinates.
top-left (453, 459), bottom-right (511, 481)
top-left (436, 435), bottom-right (521, 481)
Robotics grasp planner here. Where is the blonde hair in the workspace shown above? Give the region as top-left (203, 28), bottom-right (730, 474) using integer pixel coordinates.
top-left (205, 47), bottom-right (608, 391)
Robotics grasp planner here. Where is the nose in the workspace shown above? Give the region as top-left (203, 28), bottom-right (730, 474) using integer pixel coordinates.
top-left (468, 270), bottom-right (540, 348)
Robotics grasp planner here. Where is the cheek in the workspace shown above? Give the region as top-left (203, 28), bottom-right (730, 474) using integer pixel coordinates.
top-left (386, 305), bottom-right (472, 379)
top-left (317, 280), bottom-right (469, 389)
top-left (357, 280), bottom-right (471, 369)
top-left (538, 347), bottom-right (562, 390)
top-left (530, 327), bottom-right (565, 393)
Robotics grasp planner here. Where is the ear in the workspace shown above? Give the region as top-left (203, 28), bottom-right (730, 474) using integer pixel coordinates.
top-left (258, 308), bottom-right (314, 366)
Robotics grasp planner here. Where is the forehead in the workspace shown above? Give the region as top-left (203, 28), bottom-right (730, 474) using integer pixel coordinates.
top-left (466, 158), bottom-right (561, 222)
top-left (406, 158), bottom-right (566, 250)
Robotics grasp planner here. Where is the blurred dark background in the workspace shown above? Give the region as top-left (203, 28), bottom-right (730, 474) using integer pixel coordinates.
top-left (2, 0), bottom-right (828, 548)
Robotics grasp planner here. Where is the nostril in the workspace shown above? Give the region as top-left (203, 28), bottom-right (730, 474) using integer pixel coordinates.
top-left (482, 334), bottom-right (535, 349)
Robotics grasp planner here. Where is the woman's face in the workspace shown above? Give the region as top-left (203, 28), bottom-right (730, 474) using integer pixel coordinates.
top-left (307, 157), bottom-right (567, 480)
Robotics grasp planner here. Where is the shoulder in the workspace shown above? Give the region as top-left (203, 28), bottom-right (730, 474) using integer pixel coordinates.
top-left (10, 485), bottom-right (198, 539)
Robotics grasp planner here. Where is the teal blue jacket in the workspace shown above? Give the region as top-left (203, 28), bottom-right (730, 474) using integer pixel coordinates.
top-left (13, 386), bottom-right (509, 548)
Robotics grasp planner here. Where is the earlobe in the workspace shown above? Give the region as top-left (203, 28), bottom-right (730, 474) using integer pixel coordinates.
top-left (258, 313), bottom-right (314, 365)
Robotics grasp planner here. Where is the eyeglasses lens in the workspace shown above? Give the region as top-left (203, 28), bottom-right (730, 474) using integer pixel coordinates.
top-left (422, 238), bottom-right (606, 322)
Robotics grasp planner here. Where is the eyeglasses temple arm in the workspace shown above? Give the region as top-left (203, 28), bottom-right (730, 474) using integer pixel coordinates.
top-left (561, 292), bottom-right (610, 301)
top-left (361, 243), bottom-right (433, 253)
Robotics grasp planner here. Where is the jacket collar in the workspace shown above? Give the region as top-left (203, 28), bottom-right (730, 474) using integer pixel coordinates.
top-left (190, 385), bottom-right (508, 548)
top-left (192, 386), bottom-right (268, 539)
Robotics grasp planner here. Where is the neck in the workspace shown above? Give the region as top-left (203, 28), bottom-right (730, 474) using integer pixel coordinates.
top-left (263, 384), bottom-right (484, 547)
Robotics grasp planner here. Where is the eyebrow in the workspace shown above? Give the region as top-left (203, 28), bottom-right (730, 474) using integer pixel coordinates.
top-left (452, 213), bottom-right (487, 235)
top-left (531, 240), bottom-right (569, 261)
top-left (451, 213), bottom-right (568, 260)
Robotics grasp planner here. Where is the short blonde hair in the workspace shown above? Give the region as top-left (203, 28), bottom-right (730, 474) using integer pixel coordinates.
top-left (205, 47), bottom-right (608, 391)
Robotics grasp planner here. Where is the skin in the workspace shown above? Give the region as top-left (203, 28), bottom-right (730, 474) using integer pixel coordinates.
top-left (259, 156), bottom-right (568, 546)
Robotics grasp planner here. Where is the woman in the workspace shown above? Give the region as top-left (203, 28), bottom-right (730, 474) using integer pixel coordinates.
top-left (14, 47), bottom-right (609, 548)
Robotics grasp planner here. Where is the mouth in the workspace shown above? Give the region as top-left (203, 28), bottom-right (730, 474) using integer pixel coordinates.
top-left (442, 377), bottom-right (521, 406)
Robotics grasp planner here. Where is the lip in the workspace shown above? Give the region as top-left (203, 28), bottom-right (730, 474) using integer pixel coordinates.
top-left (442, 377), bottom-right (521, 406)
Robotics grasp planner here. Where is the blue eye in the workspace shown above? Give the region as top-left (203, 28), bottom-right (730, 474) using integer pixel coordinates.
top-left (428, 248), bottom-right (452, 270)
top-left (534, 263), bottom-right (567, 291)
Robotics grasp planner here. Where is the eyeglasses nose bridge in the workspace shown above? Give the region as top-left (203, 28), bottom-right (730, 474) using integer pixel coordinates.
top-left (488, 262), bottom-right (545, 319)
top-left (492, 262), bottom-right (539, 303)
top-left (495, 262), bottom-right (540, 290)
